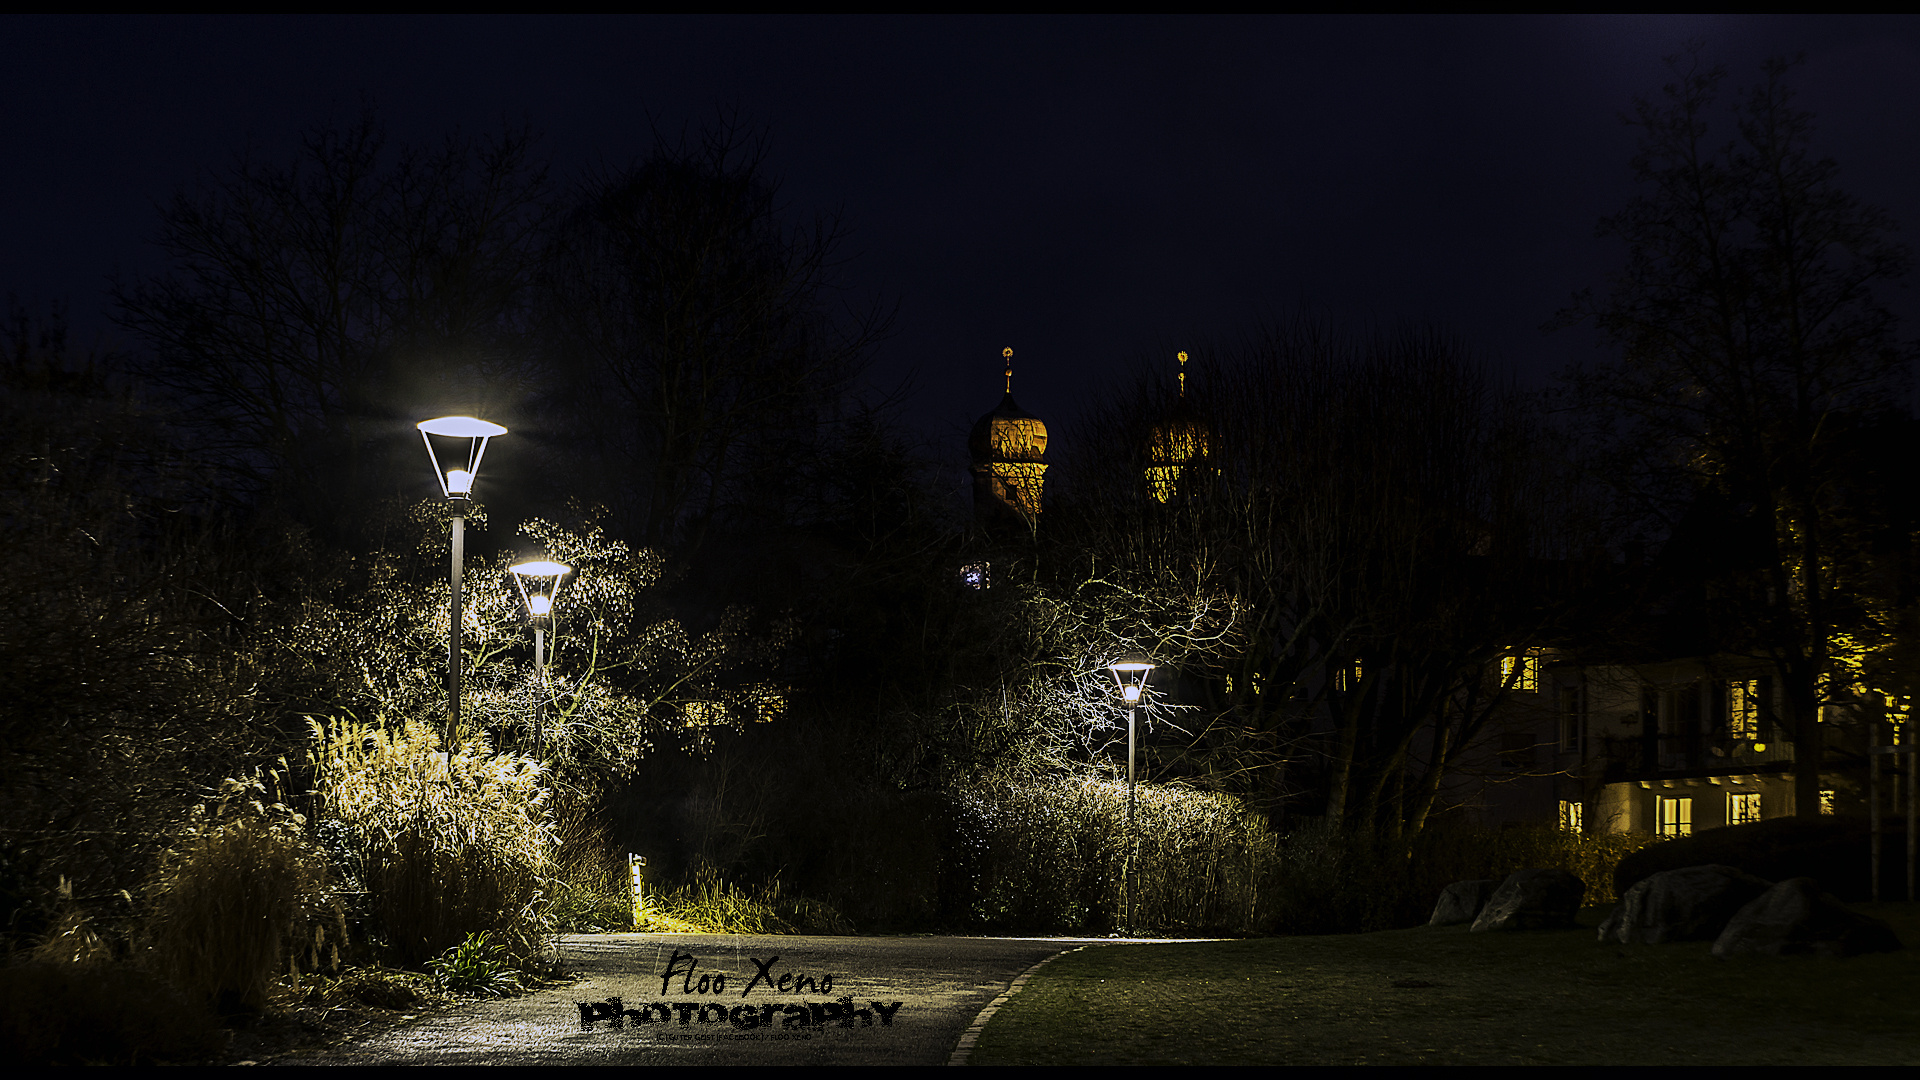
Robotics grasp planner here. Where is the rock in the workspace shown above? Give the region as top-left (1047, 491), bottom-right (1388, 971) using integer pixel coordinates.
top-left (1712, 877), bottom-right (1904, 958)
top-left (1470, 868), bottom-right (1586, 932)
top-left (1430, 879), bottom-right (1500, 926)
top-left (1613, 815), bottom-right (1908, 902)
top-left (1597, 864), bottom-right (1773, 944)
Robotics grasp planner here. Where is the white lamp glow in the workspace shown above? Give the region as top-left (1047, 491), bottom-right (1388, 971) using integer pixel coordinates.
top-left (509, 560), bottom-right (571, 624)
top-left (418, 416), bottom-right (508, 502)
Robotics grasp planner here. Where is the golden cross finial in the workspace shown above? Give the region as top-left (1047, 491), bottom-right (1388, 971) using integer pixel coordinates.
top-left (1177, 350), bottom-right (1188, 397)
top-left (1003, 347), bottom-right (1014, 394)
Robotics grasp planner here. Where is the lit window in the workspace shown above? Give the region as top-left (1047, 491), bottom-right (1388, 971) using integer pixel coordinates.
top-left (1334, 660), bottom-right (1362, 693)
top-left (1501, 651), bottom-right (1540, 693)
top-left (1820, 790), bottom-right (1836, 816)
top-left (1728, 791), bottom-right (1761, 825)
top-left (1728, 679), bottom-right (1762, 740)
top-left (1558, 800), bottom-right (1584, 832)
top-left (960, 562), bottom-right (990, 590)
top-left (1657, 796), bottom-right (1692, 837)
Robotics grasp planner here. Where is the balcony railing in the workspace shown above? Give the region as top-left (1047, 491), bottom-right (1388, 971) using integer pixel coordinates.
top-left (1597, 731), bottom-right (1793, 778)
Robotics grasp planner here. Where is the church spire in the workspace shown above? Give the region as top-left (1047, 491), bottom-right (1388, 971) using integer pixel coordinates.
top-left (969, 347), bottom-right (1049, 528)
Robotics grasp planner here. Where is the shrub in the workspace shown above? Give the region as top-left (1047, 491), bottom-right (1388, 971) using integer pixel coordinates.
top-left (548, 798), bottom-right (634, 933)
top-left (641, 862), bottom-right (853, 935)
top-left (427, 931), bottom-right (523, 996)
top-left (0, 963), bottom-right (220, 1065)
top-left (141, 775), bottom-right (343, 1014)
top-left (309, 717), bottom-right (554, 966)
top-left (1613, 815), bottom-right (1905, 901)
top-left (23, 888), bottom-right (117, 967)
top-left (948, 775), bottom-right (1274, 934)
top-left (1261, 819), bottom-right (1663, 935)
top-left (298, 966), bottom-right (434, 1010)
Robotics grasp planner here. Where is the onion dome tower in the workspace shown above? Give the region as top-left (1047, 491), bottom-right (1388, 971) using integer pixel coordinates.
top-left (1146, 350), bottom-right (1210, 503)
top-left (969, 347), bottom-right (1050, 528)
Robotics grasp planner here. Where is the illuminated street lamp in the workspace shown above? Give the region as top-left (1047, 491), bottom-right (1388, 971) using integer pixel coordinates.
top-left (1107, 649), bottom-right (1155, 933)
top-left (418, 415), bottom-right (508, 750)
top-left (508, 559), bottom-right (570, 760)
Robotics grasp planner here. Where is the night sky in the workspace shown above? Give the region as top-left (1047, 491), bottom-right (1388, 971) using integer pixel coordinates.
top-left (7, 15), bottom-right (1919, 459)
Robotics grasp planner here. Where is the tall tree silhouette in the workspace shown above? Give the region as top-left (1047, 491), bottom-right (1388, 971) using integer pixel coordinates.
top-left (1558, 49), bottom-right (1913, 816)
top-left (539, 118), bottom-right (890, 551)
top-left (114, 115), bottom-right (550, 528)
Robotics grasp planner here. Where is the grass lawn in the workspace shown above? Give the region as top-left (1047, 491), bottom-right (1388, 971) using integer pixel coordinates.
top-left (968, 904), bottom-right (1920, 1065)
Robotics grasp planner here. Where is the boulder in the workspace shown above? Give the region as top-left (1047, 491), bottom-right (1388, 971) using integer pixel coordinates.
top-left (1613, 815), bottom-right (1909, 902)
top-left (1429, 879), bottom-right (1500, 926)
top-left (1470, 868), bottom-right (1586, 932)
top-left (1711, 877), bottom-right (1903, 958)
top-left (1597, 864), bottom-right (1772, 944)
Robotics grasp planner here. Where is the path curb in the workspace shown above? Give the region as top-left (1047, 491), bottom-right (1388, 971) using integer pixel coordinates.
top-left (947, 945), bottom-right (1091, 1066)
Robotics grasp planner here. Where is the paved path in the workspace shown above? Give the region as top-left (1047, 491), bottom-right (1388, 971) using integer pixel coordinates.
top-left (305, 933), bottom-right (1121, 1065)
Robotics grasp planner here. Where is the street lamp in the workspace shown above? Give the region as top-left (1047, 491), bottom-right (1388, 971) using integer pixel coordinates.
top-left (1107, 649), bottom-right (1155, 934)
top-left (508, 559), bottom-right (570, 760)
top-left (418, 415), bottom-right (508, 751)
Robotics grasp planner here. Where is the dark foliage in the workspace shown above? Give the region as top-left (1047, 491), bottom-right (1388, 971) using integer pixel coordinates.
top-left (1613, 816), bottom-right (1911, 903)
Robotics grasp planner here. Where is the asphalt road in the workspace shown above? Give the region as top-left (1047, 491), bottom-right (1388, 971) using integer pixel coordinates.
top-left (304, 933), bottom-right (1117, 1065)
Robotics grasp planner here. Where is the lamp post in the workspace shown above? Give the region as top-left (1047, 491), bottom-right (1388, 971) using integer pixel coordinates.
top-left (418, 415), bottom-right (508, 751)
top-left (508, 559), bottom-right (570, 759)
top-left (1107, 650), bottom-right (1155, 934)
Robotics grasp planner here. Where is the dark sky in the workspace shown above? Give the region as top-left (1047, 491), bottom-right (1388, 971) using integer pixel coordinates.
top-left (7, 15), bottom-right (1919, 457)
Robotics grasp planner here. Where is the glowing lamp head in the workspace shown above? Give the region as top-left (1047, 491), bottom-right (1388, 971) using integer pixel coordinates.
top-left (418, 415), bottom-right (507, 502)
top-left (509, 559), bottom-right (571, 623)
top-left (418, 416), bottom-right (510, 439)
top-left (1107, 651), bottom-right (1156, 706)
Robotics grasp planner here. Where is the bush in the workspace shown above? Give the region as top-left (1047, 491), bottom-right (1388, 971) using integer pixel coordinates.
top-left (641, 862), bottom-right (852, 935)
top-left (1262, 819), bottom-right (1662, 935)
top-left (948, 775), bottom-right (1273, 934)
top-left (0, 963), bottom-right (220, 1065)
top-left (1613, 815), bottom-right (1906, 901)
top-left (297, 966), bottom-right (434, 1010)
top-left (427, 931), bottom-right (522, 996)
top-left (548, 798), bottom-right (635, 933)
top-left (141, 775), bottom-right (343, 1014)
top-left (309, 717), bottom-right (554, 966)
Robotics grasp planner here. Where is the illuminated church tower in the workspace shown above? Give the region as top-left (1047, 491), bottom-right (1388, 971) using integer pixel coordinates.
top-left (1145, 350), bottom-right (1210, 503)
top-left (969, 347), bottom-right (1049, 529)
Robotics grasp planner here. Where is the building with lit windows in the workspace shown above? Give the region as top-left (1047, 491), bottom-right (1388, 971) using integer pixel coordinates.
top-left (1473, 650), bottom-right (1802, 834)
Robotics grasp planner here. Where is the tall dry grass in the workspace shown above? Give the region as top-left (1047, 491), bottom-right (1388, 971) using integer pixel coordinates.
top-left (547, 796), bottom-right (634, 933)
top-left (140, 774), bottom-right (343, 1014)
top-left (640, 862), bottom-right (854, 935)
top-left (309, 717), bottom-right (554, 966)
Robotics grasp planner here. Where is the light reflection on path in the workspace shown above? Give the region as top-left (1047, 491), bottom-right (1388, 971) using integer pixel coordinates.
top-left (299, 933), bottom-right (1197, 1066)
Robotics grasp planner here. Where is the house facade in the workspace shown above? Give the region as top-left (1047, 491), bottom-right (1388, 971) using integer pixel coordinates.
top-left (1472, 649), bottom-right (1809, 836)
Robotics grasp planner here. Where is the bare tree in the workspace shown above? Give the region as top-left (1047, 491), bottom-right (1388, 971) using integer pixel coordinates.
top-left (538, 117), bottom-right (891, 551)
top-left (0, 302), bottom-right (285, 921)
top-left (113, 114), bottom-right (551, 523)
top-left (1556, 50), bottom-right (1913, 816)
top-left (1056, 319), bottom-right (1578, 842)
